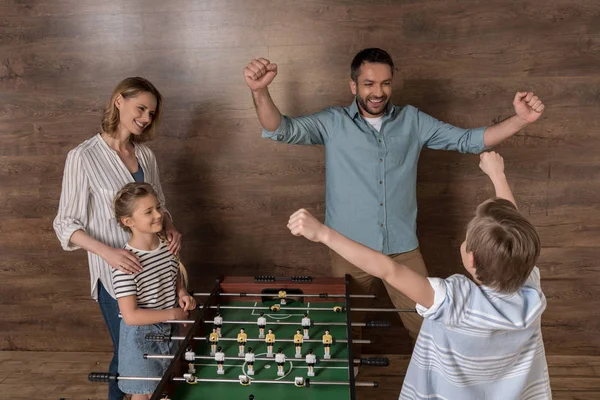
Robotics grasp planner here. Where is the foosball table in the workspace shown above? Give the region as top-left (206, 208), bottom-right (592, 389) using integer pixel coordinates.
top-left (89, 275), bottom-right (414, 399)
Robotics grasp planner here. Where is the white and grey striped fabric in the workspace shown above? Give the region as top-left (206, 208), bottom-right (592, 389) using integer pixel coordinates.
top-left (53, 133), bottom-right (170, 300)
top-left (401, 267), bottom-right (551, 399)
top-left (112, 241), bottom-right (178, 310)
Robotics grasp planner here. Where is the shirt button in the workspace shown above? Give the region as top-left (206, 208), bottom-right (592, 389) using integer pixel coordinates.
top-left (379, 158), bottom-right (383, 162)
top-left (276, 134), bottom-right (284, 141)
top-left (379, 180), bottom-right (382, 184)
top-left (380, 223), bottom-right (384, 227)
top-left (378, 139), bottom-right (382, 143)
top-left (380, 203), bottom-right (383, 206)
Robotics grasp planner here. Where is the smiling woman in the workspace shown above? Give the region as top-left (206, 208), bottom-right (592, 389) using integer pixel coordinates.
top-left (52, 77), bottom-right (182, 400)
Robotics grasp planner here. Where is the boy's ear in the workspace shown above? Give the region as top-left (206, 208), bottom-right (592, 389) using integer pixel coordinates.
top-left (466, 251), bottom-right (475, 269)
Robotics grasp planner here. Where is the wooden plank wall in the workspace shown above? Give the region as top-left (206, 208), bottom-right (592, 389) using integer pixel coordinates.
top-left (1, 0), bottom-right (599, 357)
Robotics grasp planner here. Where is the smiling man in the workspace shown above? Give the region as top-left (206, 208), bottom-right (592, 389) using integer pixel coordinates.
top-left (243, 48), bottom-right (545, 348)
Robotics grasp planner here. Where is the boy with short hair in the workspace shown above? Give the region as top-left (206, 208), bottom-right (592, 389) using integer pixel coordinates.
top-left (287, 152), bottom-right (551, 399)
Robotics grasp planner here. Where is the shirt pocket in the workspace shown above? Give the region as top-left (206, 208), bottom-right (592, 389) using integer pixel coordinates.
top-left (385, 130), bottom-right (414, 163)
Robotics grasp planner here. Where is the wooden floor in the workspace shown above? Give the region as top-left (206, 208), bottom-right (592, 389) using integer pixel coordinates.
top-left (1, 352), bottom-right (598, 400)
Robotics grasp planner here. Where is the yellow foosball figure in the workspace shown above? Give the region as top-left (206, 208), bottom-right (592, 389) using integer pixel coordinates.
top-left (294, 328), bottom-right (304, 358)
top-left (209, 327), bottom-right (219, 356)
top-left (237, 328), bottom-right (248, 357)
top-left (265, 328), bottom-right (276, 357)
top-left (322, 329), bottom-right (333, 359)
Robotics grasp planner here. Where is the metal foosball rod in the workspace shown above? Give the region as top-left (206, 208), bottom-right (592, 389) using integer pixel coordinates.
top-left (145, 333), bottom-right (371, 344)
top-left (163, 319), bottom-right (391, 327)
top-left (195, 304), bottom-right (416, 313)
top-left (193, 292), bottom-right (376, 299)
top-left (144, 353), bottom-right (389, 366)
top-left (88, 372), bottom-right (378, 387)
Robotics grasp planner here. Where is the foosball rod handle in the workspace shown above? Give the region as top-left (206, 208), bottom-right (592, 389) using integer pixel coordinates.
top-left (365, 320), bottom-right (391, 328)
top-left (145, 333), bottom-right (169, 342)
top-left (88, 372), bottom-right (118, 382)
top-left (359, 357), bottom-right (390, 367)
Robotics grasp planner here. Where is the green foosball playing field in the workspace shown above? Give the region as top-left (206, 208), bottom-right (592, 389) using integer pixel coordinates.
top-left (175, 300), bottom-right (351, 400)
top-left (88, 276), bottom-right (392, 399)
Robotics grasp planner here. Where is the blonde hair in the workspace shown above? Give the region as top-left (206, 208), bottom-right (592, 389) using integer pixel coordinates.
top-left (114, 182), bottom-right (189, 290)
top-left (177, 260), bottom-right (189, 291)
top-left (466, 198), bottom-right (541, 293)
top-left (102, 77), bottom-right (163, 143)
top-left (114, 182), bottom-right (158, 233)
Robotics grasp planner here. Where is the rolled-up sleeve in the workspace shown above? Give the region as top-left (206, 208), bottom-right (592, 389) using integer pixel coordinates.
top-left (416, 108), bottom-right (487, 154)
top-left (261, 110), bottom-right (331, 145)
top-left (53, 150), bottom-right (90, 251)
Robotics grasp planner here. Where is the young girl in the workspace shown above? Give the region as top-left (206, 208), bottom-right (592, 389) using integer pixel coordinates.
top-left (54, 76), bottom-right (181, 400)
top-left (112, 182), bottom-right (196, 399)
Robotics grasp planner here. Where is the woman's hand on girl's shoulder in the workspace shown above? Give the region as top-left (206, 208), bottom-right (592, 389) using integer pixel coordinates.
top-left (163, 221), bottom-right (182, 255)
top-left (101, 246), bottom-right (143, 274)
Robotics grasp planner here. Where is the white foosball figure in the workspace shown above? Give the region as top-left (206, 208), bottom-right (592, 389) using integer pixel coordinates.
top-left (184, 346), bottom-right (196, 373)
top-left (265, 328), bottom-right (276, 357)
top-left (293, 328), bottom-right (303, 358)
top-left (302, 312), bottom-right (311, 339)
top-left (322, 329), bottom-right (332, 359)
top-left (257, 312), bottom-right (267, 339)
top-left (245, 347), bottom-right (256, 376)
top-left (213, 312), bottom-right (223, 337)
top-left (215, 347), bottom-right (225, 375)
top-left (306, 348), bottom-right (317, 377)
top-left (275, 348), bottom-right (286, 376)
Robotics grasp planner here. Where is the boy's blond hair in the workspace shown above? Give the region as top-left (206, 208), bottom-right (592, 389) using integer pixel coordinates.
top-left (466, 198), bottom-right (540, 293)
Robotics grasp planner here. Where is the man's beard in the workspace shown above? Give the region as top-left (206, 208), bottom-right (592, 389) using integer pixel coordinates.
top-left (356, 94), bottom-right (388, 117)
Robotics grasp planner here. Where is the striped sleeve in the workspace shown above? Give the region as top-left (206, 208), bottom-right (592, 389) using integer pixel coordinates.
top-left (418, 271), bottom-right (546, 330)
top-left (52, 149), bottom-right (90, 251)
top-left (416, 275), bottom-right (473, 327)
top-left (112, 267), bottom-right (138, 299)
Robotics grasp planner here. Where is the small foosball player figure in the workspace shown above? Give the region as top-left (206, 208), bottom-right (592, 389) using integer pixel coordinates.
top-left (257, 312), bottom-right (267, 339)
top-left (237, 327), bottom-right (248, 357)
top-left (213, 312), bottom-right (223, 337)
top-left (306, 348), bottom-right (317, 377)
top-left (209, 327), bottom-right (219, 356)
top-left (275, 348), bottom-right (286, 376)
top-left (322, 328), bottom-right (333, 359)
top-left (293, 328), bottom-right (304, 358)
top-left (302, 312), bottom-right (311, 339)
top-left (185, 346), bottom-right (196, 374)
top-left (215, 346), bottom-right (225, 375)
top-left (245, 347), bottom-right (256, 376)
top-left (265, 328), bottom-right (276, 357)
top-left (278, 289), bottom-right (287, 305)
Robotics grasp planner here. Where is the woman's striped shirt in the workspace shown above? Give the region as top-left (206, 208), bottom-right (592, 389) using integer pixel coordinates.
top-left (53, 133), bottom-right (170, 300)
